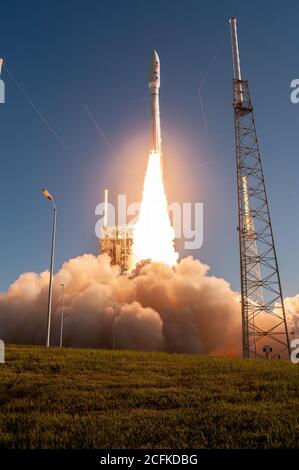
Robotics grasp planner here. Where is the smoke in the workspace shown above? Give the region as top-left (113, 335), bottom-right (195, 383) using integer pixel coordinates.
top-left (284, 295), bottom-right (299, 337)
top-left (0, 254), bottom-right (242, 355)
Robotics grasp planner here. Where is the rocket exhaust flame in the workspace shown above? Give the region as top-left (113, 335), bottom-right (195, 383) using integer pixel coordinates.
top-left (132, 151), bottom-right (178, 266)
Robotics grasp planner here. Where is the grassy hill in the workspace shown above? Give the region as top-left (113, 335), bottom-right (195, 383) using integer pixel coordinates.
top-left (0, 345), bottom-right (298, 448)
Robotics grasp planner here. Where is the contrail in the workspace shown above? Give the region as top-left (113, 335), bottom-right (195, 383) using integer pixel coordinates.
top-left (198, 40), bottom-right (224, 90)
top-left (84, 106), bottom-right (119, 162)
top-left (198, 87), bottom-right (210, 138)
top-left (197, 37), bottom-right (225, 165)
top-left (4, 64), bottom-right (78, 162)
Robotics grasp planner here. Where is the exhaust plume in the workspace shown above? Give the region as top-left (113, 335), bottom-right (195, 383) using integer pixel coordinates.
top-left (0, 254), bottom-right (242, 355)
top-left (132, 151), bottom-right (178, 267)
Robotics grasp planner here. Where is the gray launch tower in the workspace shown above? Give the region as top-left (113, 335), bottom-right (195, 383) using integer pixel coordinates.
top-left (229, 18), bottom-right (290, 359)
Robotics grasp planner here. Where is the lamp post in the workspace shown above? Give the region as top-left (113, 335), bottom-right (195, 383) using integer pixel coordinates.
top-left (113, 310), bottom-right (117, 350)
top-left (59, 283), bottom-right (65, 348)
top-left (113, 303), bottom-right (120, 350)
top-left (42, 188), bottom-right (57, 348)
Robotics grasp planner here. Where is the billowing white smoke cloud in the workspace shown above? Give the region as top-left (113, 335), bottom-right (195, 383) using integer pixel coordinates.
top-left (284, 295), bottom-right (299, 337)
top-left (0, 254), bottom-right (242, 355)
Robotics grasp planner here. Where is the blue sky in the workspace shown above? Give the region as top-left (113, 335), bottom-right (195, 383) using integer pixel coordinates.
top-left (0, 0), bottom-right (298, 296)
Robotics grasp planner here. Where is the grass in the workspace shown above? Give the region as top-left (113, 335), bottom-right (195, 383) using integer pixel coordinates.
top-left (0, 344), bottom-right (298, 448)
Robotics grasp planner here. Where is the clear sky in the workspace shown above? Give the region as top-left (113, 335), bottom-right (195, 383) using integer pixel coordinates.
top-left (0, 0), bottom-right (298, 296)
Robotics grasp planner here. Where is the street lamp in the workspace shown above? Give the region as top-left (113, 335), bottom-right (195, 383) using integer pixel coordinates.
top-left (59, 283), bottom-right (65, 348)
top-left (42, 188), bottom-right (57, 348)
top-left (113, 303), bottom-right (120, 350)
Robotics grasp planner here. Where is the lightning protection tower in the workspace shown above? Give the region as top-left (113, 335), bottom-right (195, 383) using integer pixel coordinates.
top-left (229, 18), bottom-right (290, 359)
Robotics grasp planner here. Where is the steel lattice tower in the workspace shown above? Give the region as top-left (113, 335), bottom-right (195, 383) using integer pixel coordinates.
top-left (229, 18), bottom-right (290, 359)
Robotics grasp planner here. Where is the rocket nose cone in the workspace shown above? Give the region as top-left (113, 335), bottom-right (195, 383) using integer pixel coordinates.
top-left (152, 49), bottom-right (159, 64)
top-left (148, 49), bottom-right (160, 87)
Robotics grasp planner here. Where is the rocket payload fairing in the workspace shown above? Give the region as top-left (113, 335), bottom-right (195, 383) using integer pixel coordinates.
top-left (148, 50), bottom-right (161, 154)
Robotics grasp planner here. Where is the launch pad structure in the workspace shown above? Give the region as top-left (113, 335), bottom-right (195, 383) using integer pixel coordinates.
top-left (230, 18), bottom-right (290, 359)
top-left (99, 190), bottom-right (133, 272)
top-left (100, 224), bottom-right (133, 272)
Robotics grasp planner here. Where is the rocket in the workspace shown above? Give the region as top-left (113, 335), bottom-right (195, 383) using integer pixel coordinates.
top-left (148, 50), bottom-right (161, 154)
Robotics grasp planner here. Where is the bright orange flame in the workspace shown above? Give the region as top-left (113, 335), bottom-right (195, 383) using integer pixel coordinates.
top-left (132, 151), bottom-right (178, 266)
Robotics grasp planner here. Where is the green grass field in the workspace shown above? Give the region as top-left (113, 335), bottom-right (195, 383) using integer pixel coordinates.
top-left (0, 345), bottom-right (298, 448)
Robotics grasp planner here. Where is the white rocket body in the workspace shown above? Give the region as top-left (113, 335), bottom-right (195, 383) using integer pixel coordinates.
top-left (148, 50), bottom-right (161, 154)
